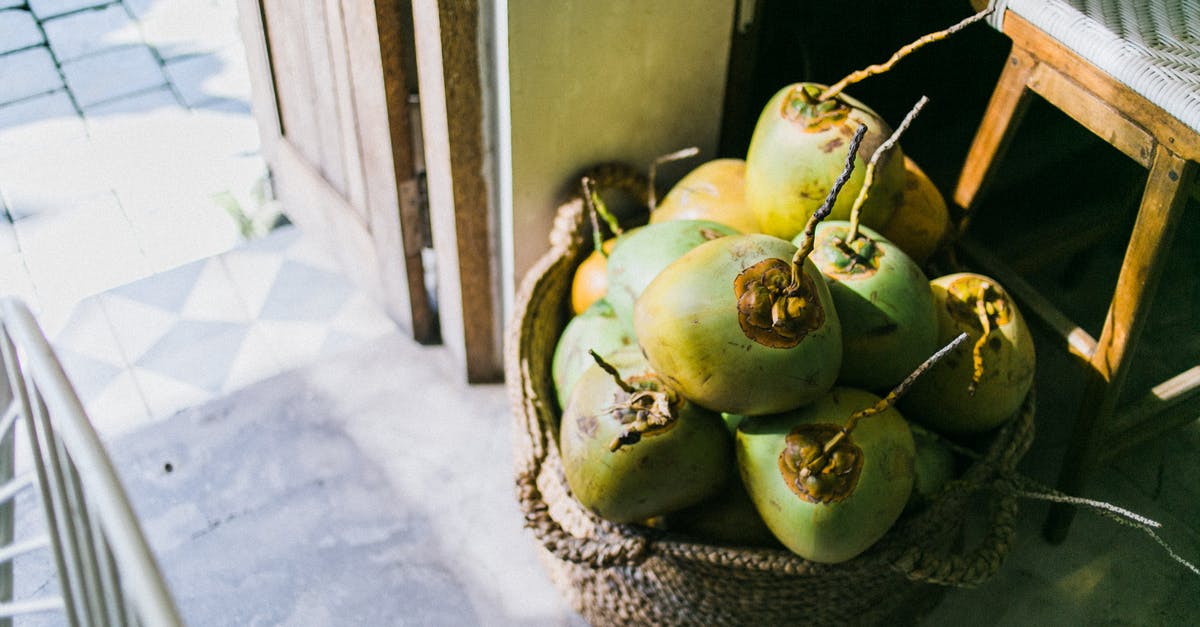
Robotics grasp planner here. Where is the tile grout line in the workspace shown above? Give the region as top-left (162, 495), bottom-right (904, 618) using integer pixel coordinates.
top-left (95, 289), bottom-right (158, 425)
top-left (214, 251), bottom-right (286, 372)
top-left (116, 0), bottom-right (189, 110)
top-left (26, 6), bottom-right (86, 121)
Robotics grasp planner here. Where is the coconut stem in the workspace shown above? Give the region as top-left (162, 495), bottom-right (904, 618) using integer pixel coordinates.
top-left (789, 124), bottom-right (867, 291)
top-left (807, 332), bottom-right (971, 470)
top-left (649, 146), bottom-right (700, 211)
top-left (586, 185), bottom-right (606, 258)
top-left (589, 349), bottom-right (636, 394)
top-left (582, 176), bottom-right (622, 238)
top-left (847, 95), bottom-right (930, 241)
top-left (820, 8), bottom-right (992, 102)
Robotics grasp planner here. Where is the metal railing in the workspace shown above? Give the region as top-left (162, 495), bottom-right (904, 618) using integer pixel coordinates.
top-left (0, 298), bottom-right (182, 627)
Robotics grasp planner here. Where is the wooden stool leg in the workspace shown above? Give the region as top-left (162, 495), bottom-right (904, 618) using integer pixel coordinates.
top-left (1043, 147), bottom-right (1197, 543)
top-left (954, 48), bottom-right (1037, 216)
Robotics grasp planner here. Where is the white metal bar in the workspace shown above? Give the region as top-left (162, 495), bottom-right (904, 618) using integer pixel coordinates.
top-left (0, 299), bottom-right (183, 626)
top-left (0, 472), bottom-right (35, 506)
top-left (30, 390), bottom-right (86, 627)
top-left (0, 354), bottom-right (12, 627)
top-left (0, 330), bottom-right (80, 627)
top-left (63, 454), bottom-right (110, 624)
top-left (0, 596), bottom-right (65, 617)
top-left (0, 536), bottom-right (49, 564)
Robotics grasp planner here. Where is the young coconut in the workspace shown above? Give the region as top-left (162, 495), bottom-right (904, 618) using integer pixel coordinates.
top-left (569, 177), bottom-right (628, 315)
top-left (559, 348), bottom-right (733, 523)
top-left (736, 333), bottom-right (969, 563)
top-left (803, 98), bottom-right (939, 392)
top-left (605, 218), bottom-right (738, 325)
top-left (900, 273), bottom-right (1035, 434)
top-left (744, 84), bottom-right (902, 241)
top-left (878, 156), bottom-right (950, 266)
top-left (744, 9), bottom-right (991, 242)
top-left (666, 473), bottom-right (781, 548)
top-left (650, 158), bottom-right (762, 233)
top-left (906, 423), bottom-right (958, 513)
top-left (634, 127), bottom-right (869, 415)
top-left (551, 299), bottom-right (636, 409)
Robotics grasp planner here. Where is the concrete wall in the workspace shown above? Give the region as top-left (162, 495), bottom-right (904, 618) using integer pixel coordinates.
top-left (497, 0), bottom-right (737, 316)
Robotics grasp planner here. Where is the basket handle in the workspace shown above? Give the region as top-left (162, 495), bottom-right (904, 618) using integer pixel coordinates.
top-left (887, 393), bottom-right (1037, 587)
top-left (888, 475), bottom-right (1021, 587)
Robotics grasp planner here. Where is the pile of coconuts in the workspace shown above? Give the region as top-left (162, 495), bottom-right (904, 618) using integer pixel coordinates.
top-left (552, 14), bottom-right (1033, 566)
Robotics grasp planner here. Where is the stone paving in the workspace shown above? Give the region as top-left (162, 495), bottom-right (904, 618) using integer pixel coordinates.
top-left (0, 0), bottom-right (264, 334)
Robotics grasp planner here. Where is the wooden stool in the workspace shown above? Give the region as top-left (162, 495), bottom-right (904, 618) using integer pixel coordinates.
top-left (955, 0), bottom-right (1200, 542)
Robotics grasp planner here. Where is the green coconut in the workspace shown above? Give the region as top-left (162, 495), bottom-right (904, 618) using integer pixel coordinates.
top-left (736, 387), bottom-right (915, 563)
top-left (745, 83), bottom-right (904, 241)
top-left (551, 299), bottom-right (636, 409)
top-left (651, 158), bottom-right (762, 233)
top-left (559, 348), bottom-right (733, 523)
top-left (804, 221), bottom-right (938, 392)
top-left (634, 233), bottom-right (841, 415)
top-left (605, 219), bottom-right (738, 325)
top-left (899, 273), bottom-right (1035, 433)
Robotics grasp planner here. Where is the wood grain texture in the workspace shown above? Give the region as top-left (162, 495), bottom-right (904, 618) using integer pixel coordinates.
top-left (430, 0), bottom-right (503, 382)
top-left (1005, 12), bottom-right (1200, 162)
top-left (953, 48), bottom-right (1035, 212)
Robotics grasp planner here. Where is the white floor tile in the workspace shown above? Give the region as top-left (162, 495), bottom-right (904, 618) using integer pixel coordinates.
top-left (221, 325), bottom-right (280, 394)
top-left (60, 45), bottom-right (166, 107)
top-left (99, 293), bottom-right (180, 363)
top-left (28, 0), bottom-right (111, 19)
top-left (163, 45), bottom-right (251, 109)
top-left (131, 201), bottom-right (242, 272)
top-left (254, 320), bottom-right (328, 371)
top-left (0, 139), bottom-right (113, 214)
top-left (0, 46), bottom-right (62, 105)
top-left (137, 0), bottom-right (239, 60)
top-left (50, 295), bottom-right (124, 361)
top-left (130, 367), bottom-right (211, 421)
top-left (16, 193), bottom-right (153, 310)
top-left (219, 251), bottom-right (283, 319)
top-left (0, 9), bottom-right (45, 54)
top-left (179, 258), bottom-right (249, 322)
top-left (42, 2), bottom-right (139, 62)
top-left (83, 86), bottom-right (182, 118)
top-left (82, 369), bottom-right (153, 438)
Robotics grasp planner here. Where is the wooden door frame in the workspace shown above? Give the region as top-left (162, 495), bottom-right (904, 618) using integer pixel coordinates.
top-left (412, 0), bottom-right (504, 382)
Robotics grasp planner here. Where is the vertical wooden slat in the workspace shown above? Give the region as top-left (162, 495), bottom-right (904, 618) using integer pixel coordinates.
top-left (953, 47), bottom-right (1036, 213)
top-left (236, 0), bottom-right (283, 152)
top-left (414, 0), bottom-right (502, 381)
top-left (322, 0), bottom-right (369, 218)
top-left (262, 0), bottom-right (323, 168)
top-left (300, 0), bottom-right (351, 203)
top-left (342, 0), bottom-right (438, 342)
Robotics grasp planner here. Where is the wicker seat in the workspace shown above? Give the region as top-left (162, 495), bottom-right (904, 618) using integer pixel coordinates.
top-left (956, 0), bottom-right (1200, 542)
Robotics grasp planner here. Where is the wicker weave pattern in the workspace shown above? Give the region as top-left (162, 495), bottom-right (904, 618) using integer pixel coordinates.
top-left (991, 0), bottom-right (1200, 133)
top-left (506, 167), bottom-right (1037, 625)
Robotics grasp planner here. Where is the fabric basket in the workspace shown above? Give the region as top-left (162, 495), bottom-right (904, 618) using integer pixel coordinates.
top-left (505, 169), bottom-right (1036, 626)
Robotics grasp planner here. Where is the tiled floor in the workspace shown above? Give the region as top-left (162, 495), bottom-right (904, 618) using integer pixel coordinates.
top-left (0, 0), bottom-right (267, 336)
top-left (48, 225), bottom-right (398, 439)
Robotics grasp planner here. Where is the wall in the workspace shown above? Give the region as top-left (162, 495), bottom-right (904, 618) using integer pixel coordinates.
top-left (499, 0), bottom-right (738, 316)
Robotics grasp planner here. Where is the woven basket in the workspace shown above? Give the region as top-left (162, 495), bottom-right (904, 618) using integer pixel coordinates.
top-left (506, 172), bottom-right (1036, 626)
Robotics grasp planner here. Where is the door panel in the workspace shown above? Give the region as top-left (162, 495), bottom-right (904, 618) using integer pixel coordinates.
top-left (238, 0), bottom-right (438, 344)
